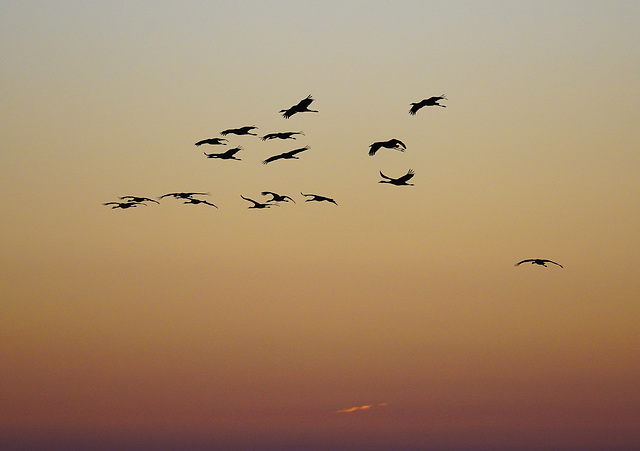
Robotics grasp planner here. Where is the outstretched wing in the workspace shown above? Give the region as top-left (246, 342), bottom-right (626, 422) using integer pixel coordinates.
top-left (544, 259), bottom-right (563, 268)
top-left (391, 139), bottom-right (407, 149)
top-left (396, 169), bottom-right (415, 183)
top-left (409, 102), bottom-right (424, 115)
top-left (295, 95), bottom-right (314, 109)
top-left (369, 142), bottom-right (382, 156)
top-left (515, 259), bottom-right (535, 266)
top-left (262, 153), bottom-right (283, 164)
top-left (379, 171), bottom-right (392, 180)
top-left (288, 145), bottom-right (310, 156)
top-left (240, 195), bottom-right (259, 206)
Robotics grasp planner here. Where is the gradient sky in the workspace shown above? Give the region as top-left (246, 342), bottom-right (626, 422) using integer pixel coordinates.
top-left (2, 1), bottom-right (639, 449)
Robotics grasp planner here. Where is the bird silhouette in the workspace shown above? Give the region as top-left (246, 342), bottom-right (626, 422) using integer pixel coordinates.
top-left (300, 192), bottom-right (337, 205)
top-left (262, 145), bottom-right (310, 164)
top-left (280, 95), bottom-right (318, 119)
top-left (409, 95), bottom-right (447, 115)
top-left (103, 201), bottom-right (146, 209)
top-left (183, 197), bottom-right (218, 208)
top-left (369, 139), bottom-right (407, 156)
top-left (159, 192), bottom-right (210, 200)
top-left (515, 259), bottom-right (563, 268)
top-left (203, 146), bottom-right (243, 160)
top-left (241, 195), bottom-right (274, 209)
top-left (220, 126), bottom-right (257, 136)
top-left (261, 131), bottom-right (305, 141)
top-left (195, 137), bottom-right (228, 146)
top-left (379, 169), bottom-right (415, 186)
top-left (261, 191), bottom-right (295, 203)
top-left (119, 196), bottom-right (159, 204)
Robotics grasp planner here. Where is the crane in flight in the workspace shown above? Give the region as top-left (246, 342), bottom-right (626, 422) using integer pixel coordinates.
top-left (119, 196), bottom-right (159, 204)
top-left (183, 197), bottom-right (218, 208)
top-left (409, 95), bottom-right (447, 115)
top-left (300, 192), bottom-right (337, 205)
top-left (378, 169), bottom-right (415, 186)
top-left (261, 191), bottom-right (295, 203)
top-left (220, 126), bottom-right (258, 136)
top-left (195, 137), bottom-right (228, 146)
top-left (368, 139), bottom-right (407, 156)
top-left (262, 145), bottom-right (310, 164)
top-left (103, 201), bottom-right (146, 209)
top-left (159, 192), bottom-right (210, 200)
top-left (261, 131), bottom-right (304, 141)
top-left (515, 259), bottom-right (563, 268)
top-left (279, 95), bottom-right (318, 119)
top-left (241, 195), bottom-right (274, 209)
top-left (203, 146), bottom-right (243, 160)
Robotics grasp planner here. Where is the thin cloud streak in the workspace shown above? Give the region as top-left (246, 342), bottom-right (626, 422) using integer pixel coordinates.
top-left (335, 403), bottom-right (388, 413)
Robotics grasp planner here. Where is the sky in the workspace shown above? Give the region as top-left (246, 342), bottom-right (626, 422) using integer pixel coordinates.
top-left (1, 1), bottom-right (639, 449)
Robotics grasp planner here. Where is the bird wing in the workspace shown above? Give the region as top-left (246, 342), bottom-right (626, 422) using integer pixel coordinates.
top-left (369, 142), bottom-right (382, 156)
top-left (159, 193), bottom-right (178, 198)
top-left (379, 171), bottom-right (392, 180)
top-left (289, 145), bottom-right (310, 156)
top-left (514, 259), bottom-right (535, 266)
top-left (295, 95), bottom-right (314, 109)
top-left (220, 129), bottom-right (233, 136)
top-left (397, 169), bottom-right (415, 183)
top-left (225, 146), bottom-right (242, 156)
top-left (544, 260), bottom-right (563, 268)
top-left (240, 195), bottom-right (259, 206)
top-left (261, 191), bottom-right (276, 199)
top-left (409, 103), bottom-right (423, 115)
top-left (262, 154), bottom-right (282, 164)
top-left (280, 107), bottom-right (296, 119)
top-left (261, 133), bottom-right (275, 140)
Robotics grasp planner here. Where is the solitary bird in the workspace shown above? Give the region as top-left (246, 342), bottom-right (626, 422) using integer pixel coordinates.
top-left (369, 139), bottom-right (407, 156)
top-left (379, 169), bottom-right (415, 186)
top-left (204, 146), bottom-right (243, 160)
top-left (119, 196), bottom-right (159, 204)
top-left (515, 259), bottom-right (563, 268)
top-left (183, 197), bottom-right (218, 208)
top-left (159, 192), bottom-right (210, 200)
top-left (103, 201), bottom-right (146, 209)
top-left (261, 191), bottom-right (295, 203)
top-left (195, 137), bottom-right (228, 146)
top-left (300, 192), bottom-right (337, 205)
top-left (409, 95), bottom-right (447, 115)
top-left (280, 95), bottom-right (318, 119)
top-left (261, 131), bottom-right (305, 141)
top-left (241, 195), bottom-right (273, 209)
top-left (262, 145), bottom-right (310, 164)
top-left (220, 126), bottom-right (258, 136)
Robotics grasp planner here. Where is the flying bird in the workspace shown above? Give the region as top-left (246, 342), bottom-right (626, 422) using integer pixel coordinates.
top-left (261, 131), bottom-right (305, 141)
top-left (241, 195), bottom-right (273, 209)
top-left (279, 95), bottom-right (318, 118)
top-left (220, 126), bottom-right (258, 136)
top-left (300, 192), bottom-right (337, 205)
top-left (409, 95), bottom-right (447, 115)
top-left (103, 201), bottom-right (146, 209)
top-left (379, 169), bottom-right (415, 186)
top-left (261, 191), bottom-right (295, 203)
top-left (515, 259), bottom-right (563, 268)
top-left (119, 196), bottom-right (159, 204)
top-left (183, 197), bottom-right (218, 208)
top-left (262, 145), bottom-right (310, 164)
top-left (368, 138), bottom-right (407, 156)
top-left (203, 146), bottom-right (243, 160)
top-left (195, 137), bottom-right (228, 146)
top-left (159, 192), bottom-right (210, 200)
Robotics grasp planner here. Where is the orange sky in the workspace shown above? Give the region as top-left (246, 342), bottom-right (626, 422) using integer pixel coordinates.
top-left (1, 1), bottom-right (639, 449)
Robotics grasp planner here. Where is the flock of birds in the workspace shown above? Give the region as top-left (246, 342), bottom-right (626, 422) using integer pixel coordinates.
top-left (104, 94), bottom-right (563, 269)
